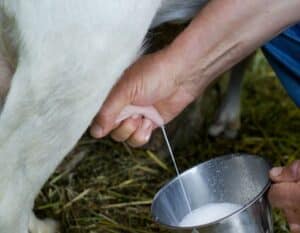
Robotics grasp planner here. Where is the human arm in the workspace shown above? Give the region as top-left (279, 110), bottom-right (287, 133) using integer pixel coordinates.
top-left (90, 0), bottom-right (300, 146)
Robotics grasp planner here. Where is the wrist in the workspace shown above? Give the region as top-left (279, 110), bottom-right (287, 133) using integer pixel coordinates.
top-left (161, 40), bottom-right (206, 99)
top-left (156, 45), bottom-right (193, 90)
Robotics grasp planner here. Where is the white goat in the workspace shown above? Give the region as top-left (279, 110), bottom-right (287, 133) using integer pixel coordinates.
top-left (0, 1), bottom-right (243, 232)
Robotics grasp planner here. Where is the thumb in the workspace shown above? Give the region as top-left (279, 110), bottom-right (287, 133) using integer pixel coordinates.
top-left (90, 81), bottom-right (131, 138)
top-left (270, 160), bottom-right (300, 183)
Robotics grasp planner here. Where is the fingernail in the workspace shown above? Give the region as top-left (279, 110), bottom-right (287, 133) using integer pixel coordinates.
top-left (270, 167), bottom-right (283, 177)
top-left (90, 124), bottom-right (103, 138)
top-left (290, 224), bottom-right (300, 231)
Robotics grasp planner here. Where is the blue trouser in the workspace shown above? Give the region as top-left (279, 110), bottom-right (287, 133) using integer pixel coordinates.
top-left (262, 24), bottom-right (300, 107)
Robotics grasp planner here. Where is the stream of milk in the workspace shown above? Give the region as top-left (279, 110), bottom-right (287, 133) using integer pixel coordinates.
top-left (179, 202), bottom-right (241, 227)
top-left (161, 126), bottom-right (192, 212)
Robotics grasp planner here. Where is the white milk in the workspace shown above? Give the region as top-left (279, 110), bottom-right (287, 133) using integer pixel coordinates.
top-left (179, 203), bottom-right (241, 227)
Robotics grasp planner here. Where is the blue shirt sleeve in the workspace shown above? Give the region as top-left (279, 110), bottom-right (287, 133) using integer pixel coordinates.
top-left (262, 24), bottom-right (300, 107)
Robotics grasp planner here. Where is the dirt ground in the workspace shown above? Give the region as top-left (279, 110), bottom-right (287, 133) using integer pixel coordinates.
top-left (35, 29), bottom-right (300, 233)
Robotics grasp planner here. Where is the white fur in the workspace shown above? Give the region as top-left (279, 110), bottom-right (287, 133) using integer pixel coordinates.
top-left (152, 0), bottom-right (207, 27)
top-left (0, 1), bottom-right (162, 232)
top-left (0, 1), bottom-right (244, 232)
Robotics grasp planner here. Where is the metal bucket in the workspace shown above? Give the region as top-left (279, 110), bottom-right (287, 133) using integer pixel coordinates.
top-left (151, 154), bottom-right (273, 233)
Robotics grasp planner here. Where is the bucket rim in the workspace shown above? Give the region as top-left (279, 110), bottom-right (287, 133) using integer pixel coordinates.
top-left (151, 153), bottom-right (271, 230)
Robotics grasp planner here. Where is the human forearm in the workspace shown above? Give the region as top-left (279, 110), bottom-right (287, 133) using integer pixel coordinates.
top-left (166, 0), bottom-right (300, 95)
top-left (92, 0), bottom-right (300, 147)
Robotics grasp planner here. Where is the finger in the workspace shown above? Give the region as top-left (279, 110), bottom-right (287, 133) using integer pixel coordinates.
top-left (284, 210), bottom-right (300, 233)
top-left (127, 118), bottom-right (153, 147)
top-left (110, 115), bottom-right (142, 142)
top-left (90, 79), bottom-right (132, 138)
top-left (116, 105), bottom-right (164, 126)
top-left (290, 224), bottom-right (300, 233)
top-left (270, 160), bottom-right (300, 183)
top-left (268, 183), bottom-right (300, 209)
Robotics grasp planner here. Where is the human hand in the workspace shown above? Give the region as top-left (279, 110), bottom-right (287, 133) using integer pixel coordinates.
top-left (90, 49), bottom-right (201, 147)
top-left (269, 160), bottom-right (300, 233)
top-left (91, 0), bottom-right (300, 148)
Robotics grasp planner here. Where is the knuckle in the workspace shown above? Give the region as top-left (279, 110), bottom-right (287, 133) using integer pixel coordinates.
top-left (291, 208), bottom-right (300, 215)
top-left (111, 133), bottom-right (125, 142)
top-left (97, 110), bottom-right (112, 123)
top-left (111, 122), bottom-right (137, 141)
top-left (111, 129), bottom-right (127, 142)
